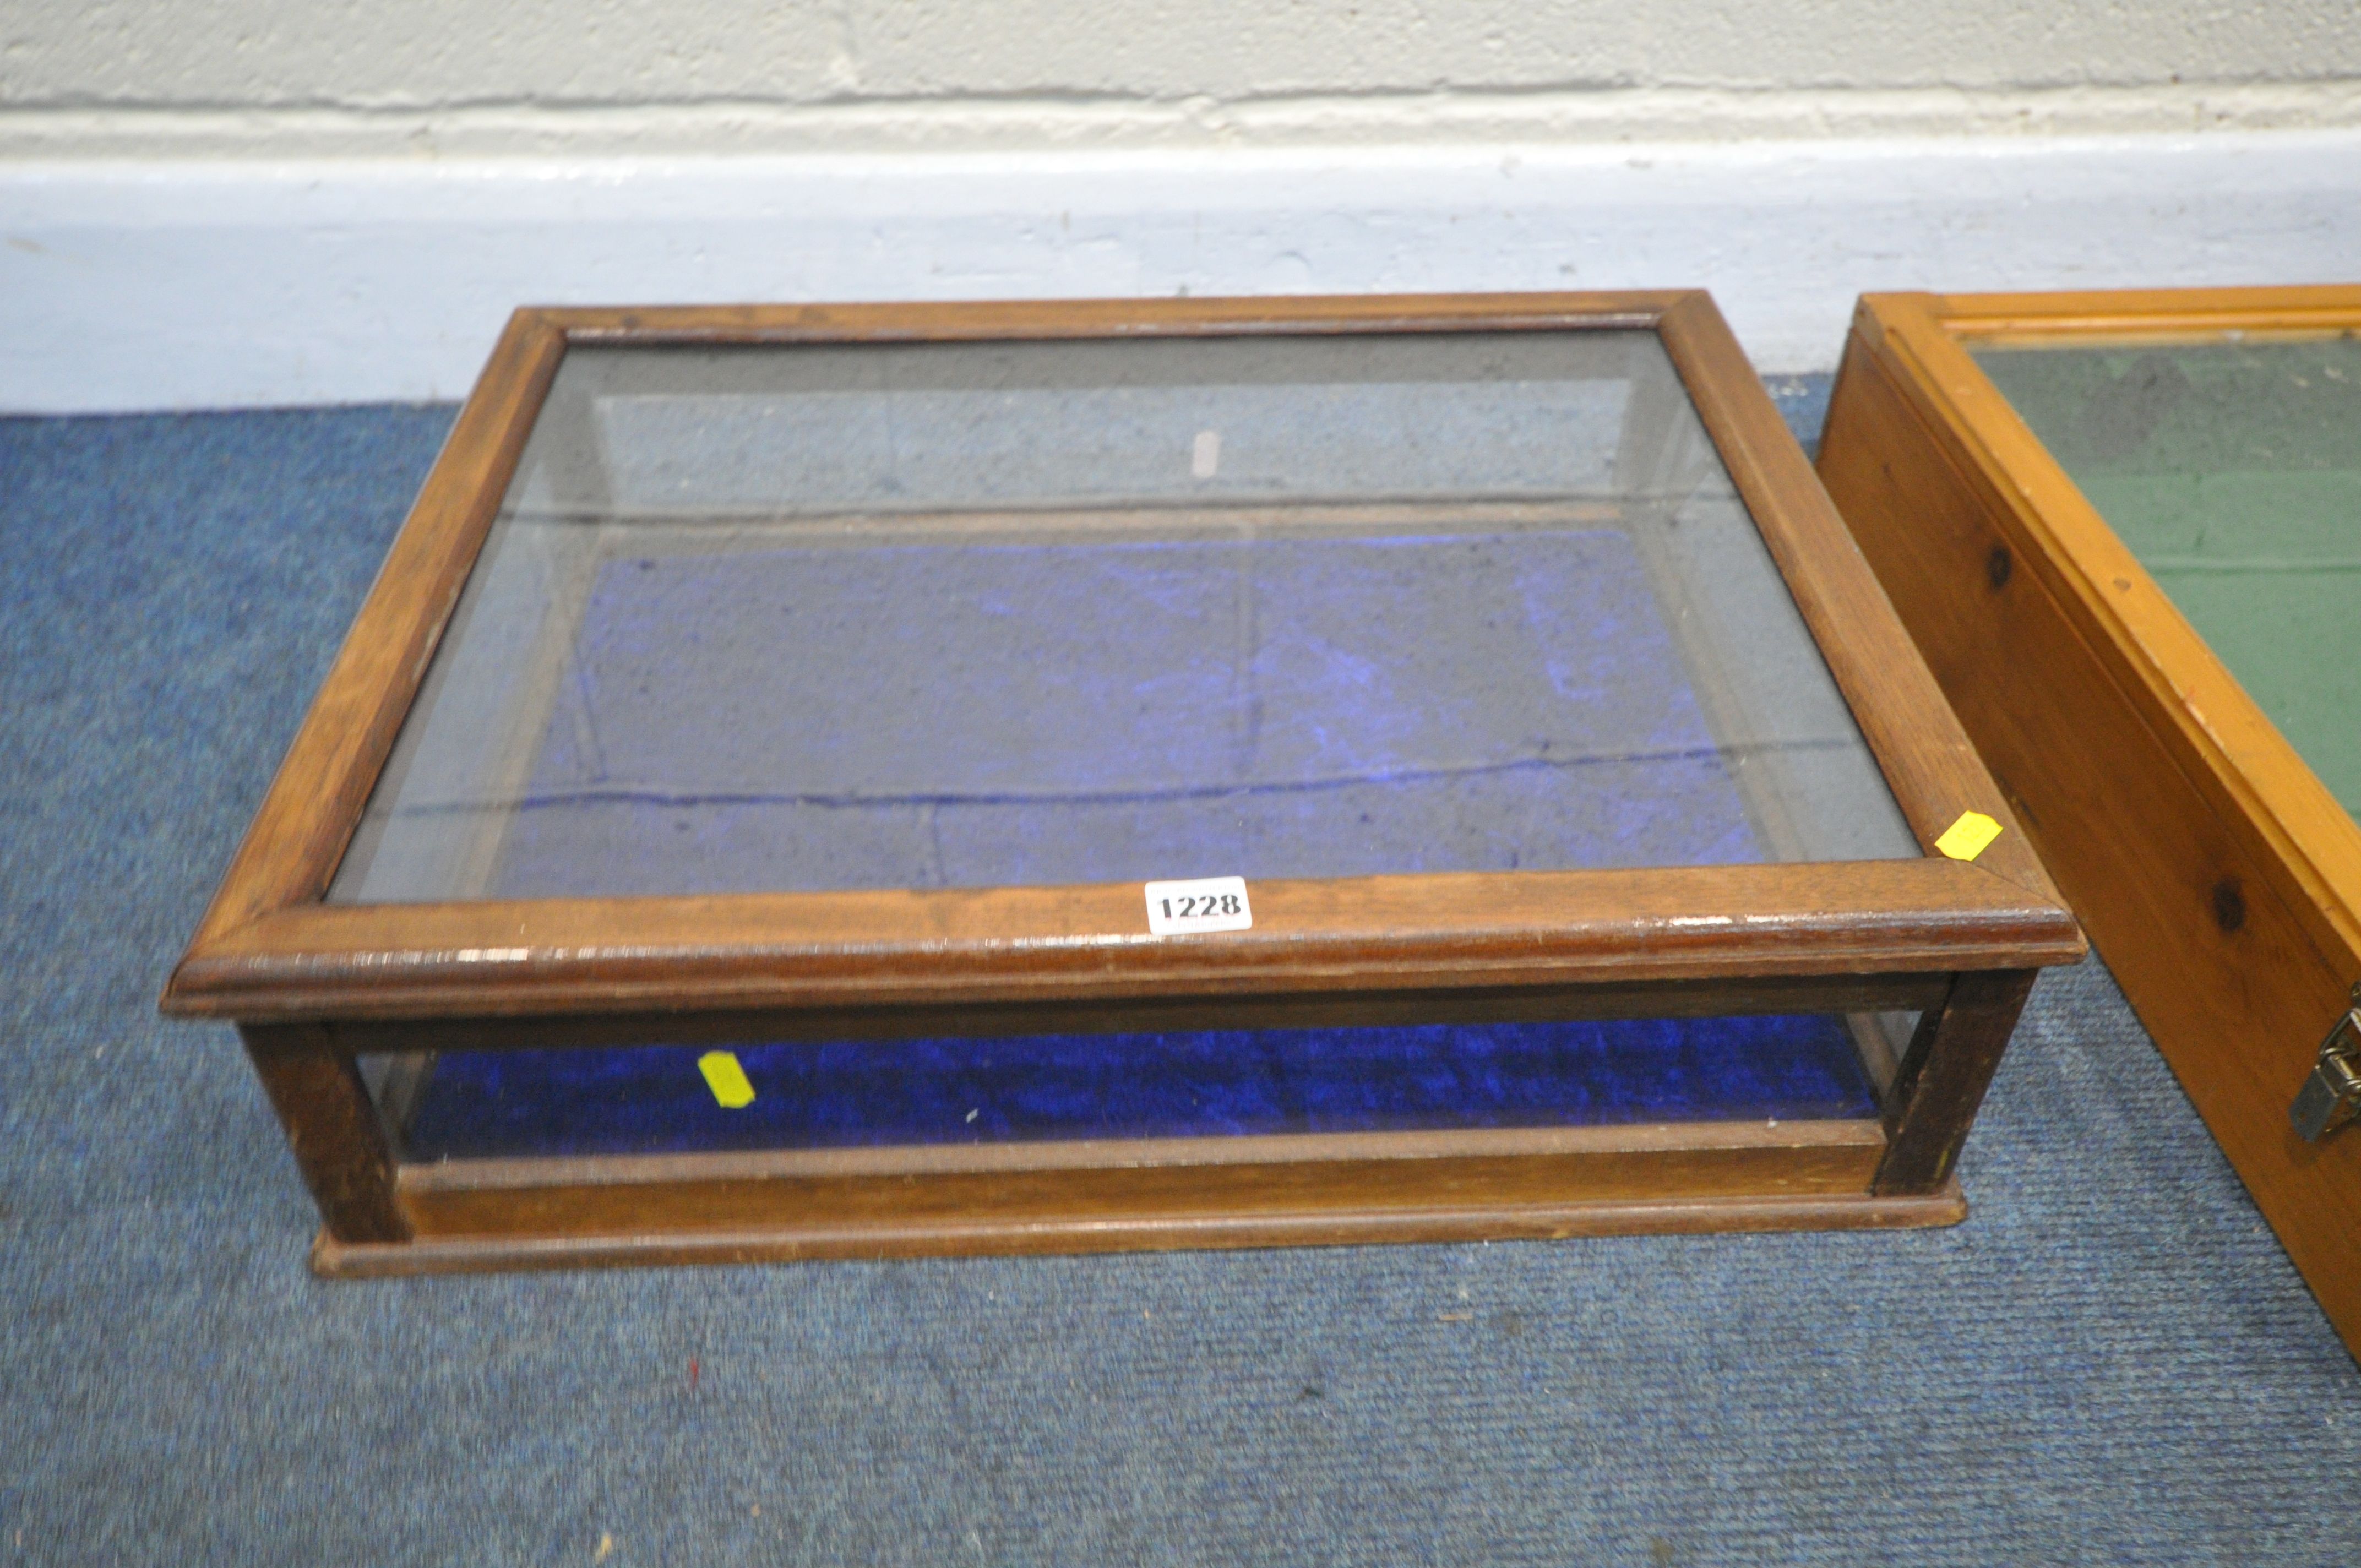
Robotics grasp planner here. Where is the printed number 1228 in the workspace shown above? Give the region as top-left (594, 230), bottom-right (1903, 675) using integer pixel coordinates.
top-left (1160, 892), bottom-right (1242, 920)
top-left (1143, 876), bottom-right (1253, 935)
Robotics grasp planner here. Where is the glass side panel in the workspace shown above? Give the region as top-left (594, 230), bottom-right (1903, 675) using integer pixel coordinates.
top-left (1974, 335), bottom-right (2361, 821)
top-left (371, 1013), bottom-right (1889, 1163)
top-left (331, 330), bottom-right (1915, 901)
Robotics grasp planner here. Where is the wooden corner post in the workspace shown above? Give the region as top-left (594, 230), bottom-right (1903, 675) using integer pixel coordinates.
top-left (240, 1025), bottom-right (412, 1244)
top-left (1874, 968), bottom-right (2038, 1194)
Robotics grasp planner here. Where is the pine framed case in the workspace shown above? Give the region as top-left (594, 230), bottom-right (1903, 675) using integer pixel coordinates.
top-left (1816, 285), bottom-right (2360, 1357)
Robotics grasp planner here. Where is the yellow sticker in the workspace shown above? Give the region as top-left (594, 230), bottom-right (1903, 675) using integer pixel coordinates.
top-left (697, 1050), bottom-right (755, 1109)
top-left (1935, 810), bottom-right (2004, 862)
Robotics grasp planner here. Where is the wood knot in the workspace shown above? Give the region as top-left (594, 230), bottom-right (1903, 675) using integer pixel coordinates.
top-left (2211, 876), bottom-right (2246, 934)
top-left (1986, 544), bottom-right (2014, 590)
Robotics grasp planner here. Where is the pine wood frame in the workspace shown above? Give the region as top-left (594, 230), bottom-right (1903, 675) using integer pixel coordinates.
top-left (1816, 285), bottom-right (2361, 1358)
top-left (161, 292), bottom-right (2081, 1276)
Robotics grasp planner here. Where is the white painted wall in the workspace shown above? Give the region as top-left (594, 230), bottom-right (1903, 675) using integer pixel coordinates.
top-left (2, 2), bottom-right (2356, 409)
top-left (6, 0), bottom-right (2359, 155)
top-left (9, 132), bottom-right (2358, 412)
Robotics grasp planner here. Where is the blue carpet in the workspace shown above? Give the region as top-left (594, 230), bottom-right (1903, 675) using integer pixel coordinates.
top-left (3, 382), bottom-right (2358, 1565)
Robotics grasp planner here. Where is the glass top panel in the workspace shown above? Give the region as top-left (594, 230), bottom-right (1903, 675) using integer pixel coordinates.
top-left (1974, 335), bottom-right (2361, 823)
top-left (330, 330), bottom-right (1915, 903)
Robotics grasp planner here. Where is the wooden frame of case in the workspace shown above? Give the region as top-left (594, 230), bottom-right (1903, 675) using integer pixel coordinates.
top-left (1816, 285), bottom-right (2361, 1357)
top-left (161, 291), bottom-right (2082, 1277)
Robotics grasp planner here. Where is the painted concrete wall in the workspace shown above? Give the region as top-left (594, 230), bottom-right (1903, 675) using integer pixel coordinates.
top-left (10, 132), bottom-right (2360, 409)
top-left (6, 3), bottom-right (2358, 408)
top-left (7, 0), bottom-right (2360, 156)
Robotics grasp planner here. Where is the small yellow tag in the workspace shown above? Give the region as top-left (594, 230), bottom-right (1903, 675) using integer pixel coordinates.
top-left (697, 1050), bottom-right (756, 1109)
top-left (1935, 810), bottom-right (2004, 862)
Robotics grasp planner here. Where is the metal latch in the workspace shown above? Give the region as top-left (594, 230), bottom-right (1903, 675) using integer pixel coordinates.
top-left (2291, 984), bottom-right (2361, 1143)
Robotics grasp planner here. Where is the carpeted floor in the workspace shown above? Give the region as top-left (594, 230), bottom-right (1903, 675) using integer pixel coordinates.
top-left (2, 383), bottom-right (2356, 1566)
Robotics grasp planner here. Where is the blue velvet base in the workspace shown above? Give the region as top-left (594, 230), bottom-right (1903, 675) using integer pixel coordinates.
top-left (486, 527), bottom-right (1766, 897)
top-left (395, 1013), bottom-right (1882, 1161)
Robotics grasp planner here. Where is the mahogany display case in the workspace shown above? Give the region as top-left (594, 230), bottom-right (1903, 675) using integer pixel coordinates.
top-left (1816, 286), bottom-right (2361, 1357)
top-left (161, 292), bottom-right (2082, 1276)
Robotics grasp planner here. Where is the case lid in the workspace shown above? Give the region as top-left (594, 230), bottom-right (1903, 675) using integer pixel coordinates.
top-left (162, 295), bottom-right (2077, 1022)
top-left (332, 329), bottom-right (1916, 904)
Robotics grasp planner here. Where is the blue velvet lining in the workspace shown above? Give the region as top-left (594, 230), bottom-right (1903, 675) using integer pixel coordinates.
top-left (395, 1015), bottom-right (1882, 1162)
top-left (487, 528), bottom-right (1767, 897)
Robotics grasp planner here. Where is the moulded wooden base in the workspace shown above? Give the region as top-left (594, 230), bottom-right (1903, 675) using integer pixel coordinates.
top-left (311, 1179), bottom-right (1967, 1277)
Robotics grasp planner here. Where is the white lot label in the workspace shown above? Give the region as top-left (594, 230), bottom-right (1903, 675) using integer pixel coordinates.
top-left (1145, 876), bottom-right (1253, 935)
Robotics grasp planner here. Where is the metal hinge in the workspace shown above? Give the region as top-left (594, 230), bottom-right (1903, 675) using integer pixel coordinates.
top-left (2291, 983), bottom-right (2361, 1143)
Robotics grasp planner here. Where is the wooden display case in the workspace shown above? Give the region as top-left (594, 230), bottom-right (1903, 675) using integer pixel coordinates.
top-left (1817, 286), bottom-right (2361, 1357)
top-left (161, 292), bottom-right (2081, 1276)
